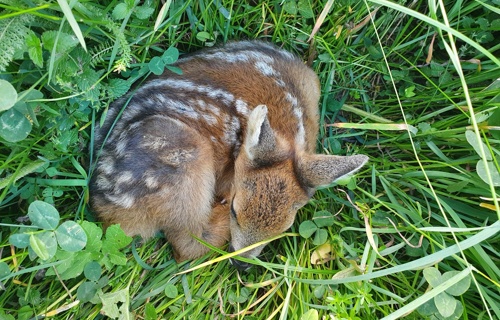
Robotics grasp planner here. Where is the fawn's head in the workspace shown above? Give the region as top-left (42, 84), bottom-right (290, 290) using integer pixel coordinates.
top-left (229, 105), bottom-right (368, 270)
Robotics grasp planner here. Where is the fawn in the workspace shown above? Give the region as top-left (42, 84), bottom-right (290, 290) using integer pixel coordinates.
top-left (90, 41), bottom-right (368, 269)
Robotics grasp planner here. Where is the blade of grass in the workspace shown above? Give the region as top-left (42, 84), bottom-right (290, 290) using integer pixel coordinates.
top-left (56, 0), bottom-right (86, 51)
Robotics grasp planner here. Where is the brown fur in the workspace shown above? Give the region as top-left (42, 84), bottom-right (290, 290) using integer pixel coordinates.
top-left (90, 41), bottom-right (368, 262)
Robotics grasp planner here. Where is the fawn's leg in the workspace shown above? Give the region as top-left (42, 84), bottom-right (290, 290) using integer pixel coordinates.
top-left (167, 202), bottom-right (230, 262)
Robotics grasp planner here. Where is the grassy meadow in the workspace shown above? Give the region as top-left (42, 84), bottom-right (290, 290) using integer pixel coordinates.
top-left (1, 0), bottom-right (499, 319)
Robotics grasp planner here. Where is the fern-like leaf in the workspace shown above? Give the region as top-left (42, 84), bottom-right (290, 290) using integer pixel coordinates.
top-left (0, 15), bottom-right (34, 72)
top-left (89, 40), bottom-right (114, 68)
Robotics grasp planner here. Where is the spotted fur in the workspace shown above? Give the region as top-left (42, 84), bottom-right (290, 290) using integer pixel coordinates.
top-left (90, 41), bottom-right (368, 263)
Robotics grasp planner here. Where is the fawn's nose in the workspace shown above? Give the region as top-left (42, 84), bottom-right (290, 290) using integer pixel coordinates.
top-left (228, 244), bottom-right (252, 271)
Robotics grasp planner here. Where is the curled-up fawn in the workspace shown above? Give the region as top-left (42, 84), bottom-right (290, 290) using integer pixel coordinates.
top-left (90, 41), bottom-right (368, 269)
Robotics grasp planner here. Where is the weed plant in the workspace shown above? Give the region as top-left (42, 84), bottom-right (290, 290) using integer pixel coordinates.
top-left (0, 0), bottom-right (499, 319)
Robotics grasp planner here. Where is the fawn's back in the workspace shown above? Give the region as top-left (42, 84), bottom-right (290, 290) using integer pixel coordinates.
top-left (90, 41), bottom-right (367, 266)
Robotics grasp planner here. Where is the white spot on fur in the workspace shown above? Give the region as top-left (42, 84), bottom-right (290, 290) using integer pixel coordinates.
top-left (98, 157), bottom-right (115, 175)
top-left (288, 94), bottom-right (305, 148)
top-left (189, 50), bottom-right (275, 65)
top-left (129, 121), bottom-right (142, 130)
top-left (143, 171), bottom-right (160, 189)
top-left (206, 88), bottom-right (234, 105)
top-left (285, 92), bottom-right (298, 107)
top-left (295, 122), bottom-right (306, 148)
top-left (106, 193), bottom-right (135, 208)
top-left (96, 175), bottom-right (112, 190)
top-left (148, 80), bottom-right (235, 106)
top-left (235, 99), bottom-right (249, 115)
top-left (206, 103), bottom-right (220, 116)
top-left (202, 113), bottom-right (218, 125)
top-left (223, 115), bottom-right (241, 145)
top-left (171, 100), bottom-right (199, 120)
top-left (275, 79), bottom-right (286, 87)
top-left (116, 138), bottom-right (128, 156)
top-left (188, 99), bottom-right (219, 125)
top-left (143, 136), bottom-right (168, 150)
top-left (293, 105), bottom-right (303, 119)
top-left (116, 171), bottom-right (134, 185)
top-left (254, 61), bottom-right (275, 76)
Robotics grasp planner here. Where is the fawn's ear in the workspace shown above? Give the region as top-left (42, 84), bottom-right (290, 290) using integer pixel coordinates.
top-left (298, 154), bottom-right (368, 188)
top-left (244, 105), bottom-right (279, 165)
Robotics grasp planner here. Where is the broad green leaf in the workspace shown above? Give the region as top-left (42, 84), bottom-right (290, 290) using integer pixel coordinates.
top-left (0, 109), bottom-right (32, 142)
top-left (102, 225), bottom-right (132, 266)
top-left (423, 267), bottom-right (442, 288)
top-left (477, 159), bottom-right (500, 186)
top-left (442, 271), bottom-right (471, 296)
top-left (487, 107), bottom-right (500, 140)
top-left (434, 292), bottom-right (457, 318)
top-left (311, 243), bottom-right (333, 264)
top-left (56, 221), bottom-right (87, 252)
top-left (28, 200), bottom-right (60, 230)
top-left (299, 220), bottom-right (317, 238)
top-left (18, 305), bottom-right (33, 320)
top-left (26, 31), bottom-right (43, 68)
top-left (283, 0), bottom-right (298, 15)
top-left (107, 78), bottom-right (131, 99)
top-left (0, 310), bottom-right (15, 320)
top-left (367, 44), bottom-right (383, 59)
top-left (148, 56), bottom-right (165, 75)
top-left (300, 309), bottom-right (319, 320)
top-left (102, 248), bottom-right (128, 266)
top-left (30, 232), bottom-right (57, 261)
top-left (166, 65), bottom-right (183, 75)
top-left (9, 233), bottom-right (30, 248)
top-left (404, 85), bottom-right (416, 98)
top-left (41, 31), bottom-right (79, 54)
top-left (112, 3), bottom-right (130, 20)
top-left (312, 285), bottom-right (326, 299)
top-left (135, 5), bottom-right (154, 19)
top-left (0, 79), bottom-right (17, 112)
top-left (48, 250), bottom-right (99, 280)
top-left (312, 228), bottom-right (328, 246)
top-left (164, 283), bottom-right (178, 299)
top-left (196, 31), bottom-right (213, 42)
top-left (298, 0), bottom-right (314, 18)
top-left (99, 289), bottom-right (130, 319)
top-left (447, 300), bottom-right (464, 319)
top-left (0, 261), bottom-right (11, 278)
top-left (77, 281), bottom-right (98, 303)
top-left (103, 224), bottom-right (132, 249)
top-left (312, 210), bottom-right (335, 228)
top-left (417, 299), bottom-right (439, 316)
top-left (81, 221), bottom-right (103, 252)
top-left (465, 130), bottom-right (491, 160)
top-left (84, 261), bottom-right (102, 282)
top-left (161, 46), bottom-right (179, 65)
top-left (144, 303), bottom-right (157, 320)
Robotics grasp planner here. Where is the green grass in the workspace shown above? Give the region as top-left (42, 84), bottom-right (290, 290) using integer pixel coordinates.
top-left (1, 0), bottom-right (499, 319)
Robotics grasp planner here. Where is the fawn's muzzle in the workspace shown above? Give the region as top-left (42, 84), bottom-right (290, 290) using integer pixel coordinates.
top-left (228, 244), bottom-right (252, 271)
